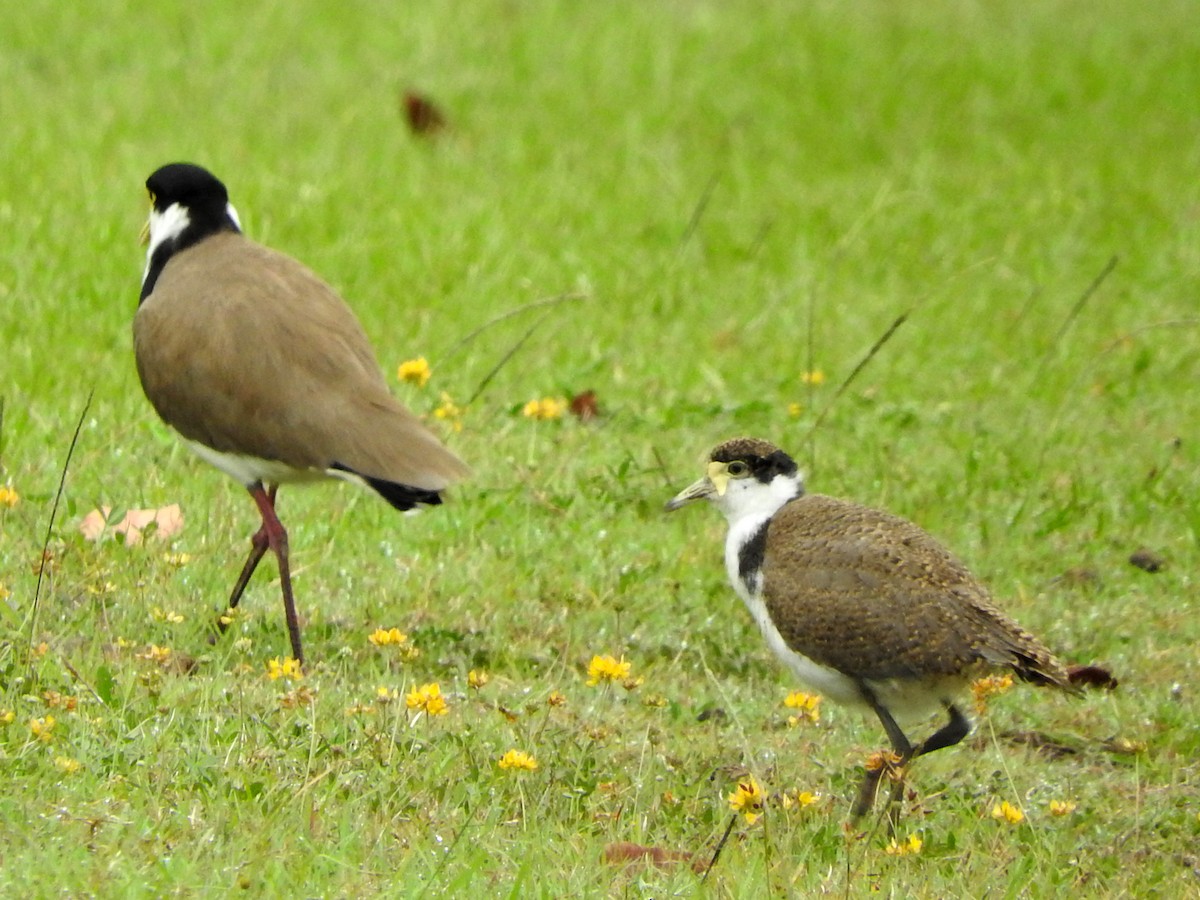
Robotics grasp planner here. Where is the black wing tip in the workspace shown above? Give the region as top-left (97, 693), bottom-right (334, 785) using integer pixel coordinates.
top-left (329, 463), bottom-right (446, 511)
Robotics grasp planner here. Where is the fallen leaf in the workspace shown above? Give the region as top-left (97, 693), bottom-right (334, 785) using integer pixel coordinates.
top-left (401, 90), bottom-right (447, 136)
top-left (569, 389), bottom-right (600, 420)
top-left (80, 505), bottom-right (184, 545)
top-left (1067, 664), bottom-right (1119, 690)
top-left (1129, 547), bottom-right (1165, 573)
top-left (603, 841), bottom-right (706, 874)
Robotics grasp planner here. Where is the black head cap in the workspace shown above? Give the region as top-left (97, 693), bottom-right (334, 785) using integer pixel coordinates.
top-left (146, 163), bottom-right (229, 214)
top-left (710, 437), bottom-right (799, 482)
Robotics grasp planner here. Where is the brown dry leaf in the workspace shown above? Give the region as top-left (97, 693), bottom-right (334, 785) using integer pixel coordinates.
top-left (80, 504), bottom-right (184, 545)
top-left (568, 389), bottom-right (600, 421)
top-left (603, 841), bottom-right (705, 874)
top-left (402, 90), bottom-right (447, 136)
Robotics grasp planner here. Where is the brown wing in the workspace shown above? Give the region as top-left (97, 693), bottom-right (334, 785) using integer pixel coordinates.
top-left (761, 494), bottom-right (1071, 687)
top-left (133, 233), bottom-right (468, 490)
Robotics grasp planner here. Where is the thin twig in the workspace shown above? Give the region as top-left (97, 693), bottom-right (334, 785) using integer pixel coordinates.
top-left (1051, 255), bottom-right (1118, 347)
top-left (701, 814), bottom-right (739, 883)
top-left (680, 169), bottom-right (722, 249)
top-left (28, 390), bottom-right (93, 670)
top-left (464, 313), bottom-right (549, 407)
top-left (442, 292), bottom-right (587, 360)
top-left (807, 311), bottom-right (911, 434)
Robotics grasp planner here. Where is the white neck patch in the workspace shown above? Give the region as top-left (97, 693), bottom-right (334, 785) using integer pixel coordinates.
top-left (144, 202), bottom-right (191, 267)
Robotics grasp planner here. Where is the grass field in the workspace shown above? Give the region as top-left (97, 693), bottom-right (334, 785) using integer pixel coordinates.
top-left (2, 0), bottom-right (1199, 895)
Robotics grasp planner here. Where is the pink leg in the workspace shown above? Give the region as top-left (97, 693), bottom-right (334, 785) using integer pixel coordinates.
top-left (245, 483), bottom-right (305, 666)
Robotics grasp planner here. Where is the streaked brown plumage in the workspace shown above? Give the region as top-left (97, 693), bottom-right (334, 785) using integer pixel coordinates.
top-left (668, 437), bottom-right (1080, 821)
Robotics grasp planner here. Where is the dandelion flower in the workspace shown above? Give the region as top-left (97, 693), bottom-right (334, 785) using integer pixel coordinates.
top-left (368, 627), bottom-right (409, 647)
top-left (971, 673), bottom-right (1014, 714)
top-left (266, 656), bottom-right (303, 681)
top-left (30, 715), bottom-right (56, 743)
top-left (467, 669), bottom-right (490, 690)
top-left (784, 690), bottom-right (821, 723)
top-left (137, 644), bottom-right (173, 665)
top-left (397, 356), bottom-right (432, 388)
top-left (1049, 800), bottom-right (1077, 817)
top-left (522, 397), bottom-right (566, 421)
top-left (406, 682), bottom-right (448, 717)
top-left (991, 800), bottom-right (1025, 825)
top-left (433, 392), bottom-right (464, 432)
top-left (0, 485), bottom-right (19, 508)
top-left (885, 834), bottom-right (923, 856)
top-left (497, 749), bottom-right (538, 772)
top-left (728, 777), bottom-right (766, 825)
top-left (586, 654), bottom-right (631, 686)
top-left (54, 756), bottom-right (82, 775)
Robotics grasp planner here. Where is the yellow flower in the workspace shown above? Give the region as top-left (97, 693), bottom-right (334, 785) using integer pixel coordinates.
top-left (266, 656), bottom-right (303, 681)
top-left (780, 789), bottom-right (820, 810)
top-left (375, 685), bottom-right (399, 703)
top-left (368, 627), bottom-right (409, 647)
top-left (800, 370), bottom-right (825, 385)
top-left (546, 690), bottom-right (567, 707)
top-left (0, 584), bottom-right (9, 602)
top-left (397, 356), bottom-right (432, 388)
top-left (497, 749), bottom-right (538, 772)
top-left (0, 709), bottom-right (14, 725)
top-left (42, 691), bottom-right (77, 711)
top-left (33, 642), bottom-right (49, 658)
top-left (522, 397), bottom-right (566, 420)
top-left (991, 800), bottom-right (1025, 824)
top-left (433, 392), bottom-right (464, 432)
top-left (1049, 800), bottom-right (1078, 817)
top-left (164, 552), bottom-right (192, 568)
top-left (0, 484), bottom-right (19, 507)
top-left (885, 834), bottom-right (923, 856)
top-left (971, 673), bottom-right (1014, 714)
top-left (137, 644), bottom-right (173, 665)
top-left (787, 402), bottom-right (803, 418)
top-left (218, 608), bottom-right (238, 627)
top-left (150, 606), bottom-right (185, 624)
top-left (279, 685), bottom-right (316, 709)
top-left (30, 715), bottom-right (56, 743)
top-left (467, 669), bottom-right (490, 690)
top-left (728, 777), bottom-right (766, 825)
top-left (54, 756), bottom-right (82, 775)
top-left (784, 690), bottom-right (821, 723)
top-left (406, 682), bottom-right (448, 716)
top-left (586, 654), bottom-right (632, 686)
top-left (865, 750), bottom-right (904, 776)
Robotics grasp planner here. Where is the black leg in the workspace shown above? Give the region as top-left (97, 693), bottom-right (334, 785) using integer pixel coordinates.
top-left (851, 687), bottom-right (915, 821)
top-left (915, 703), bottom-right (971, 758)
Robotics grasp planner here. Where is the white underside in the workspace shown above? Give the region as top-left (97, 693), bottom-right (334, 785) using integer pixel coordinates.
top-left (723, 505), bottom-right (957, 724)
top-left (183, 437), bottom-right (360, 490)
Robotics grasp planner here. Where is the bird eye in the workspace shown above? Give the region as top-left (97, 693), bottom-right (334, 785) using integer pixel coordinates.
top-left (727, 461), bottom-right (749, 477)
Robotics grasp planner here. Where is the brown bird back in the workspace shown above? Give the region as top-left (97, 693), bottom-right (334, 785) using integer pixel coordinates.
top-left (134, 232), bottom-right (468, 491)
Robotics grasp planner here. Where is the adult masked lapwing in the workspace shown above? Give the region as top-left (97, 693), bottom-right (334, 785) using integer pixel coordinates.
top-left (666, 437), bottom-right (1077, 818)
top-left (134, 162), bottom-right (469, 667)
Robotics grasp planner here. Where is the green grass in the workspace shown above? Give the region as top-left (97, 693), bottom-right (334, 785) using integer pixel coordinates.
top-left (3, 0), bottom-right (1199, 894)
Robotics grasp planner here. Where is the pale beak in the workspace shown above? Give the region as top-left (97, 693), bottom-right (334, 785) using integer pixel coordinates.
top-left (665, 462), bottom-right (730, 511)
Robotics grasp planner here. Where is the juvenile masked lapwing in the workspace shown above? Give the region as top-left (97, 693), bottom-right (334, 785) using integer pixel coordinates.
top-left (667, 437), bottom-right (1077, 819)
top-left (134, 162), bottom-right (469, 667)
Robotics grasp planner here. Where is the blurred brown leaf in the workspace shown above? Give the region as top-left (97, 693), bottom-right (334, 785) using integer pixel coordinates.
top-left (569, 389), bottom-right (600, 421)
top-left (402, 90), bottom-right (447, 136)
top-left (1067, 664), bottom-right (1119, 690)
top-left (80, 504), bottom-right (183, 544)
top-left (603, 841), bottom-right (706, 874)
